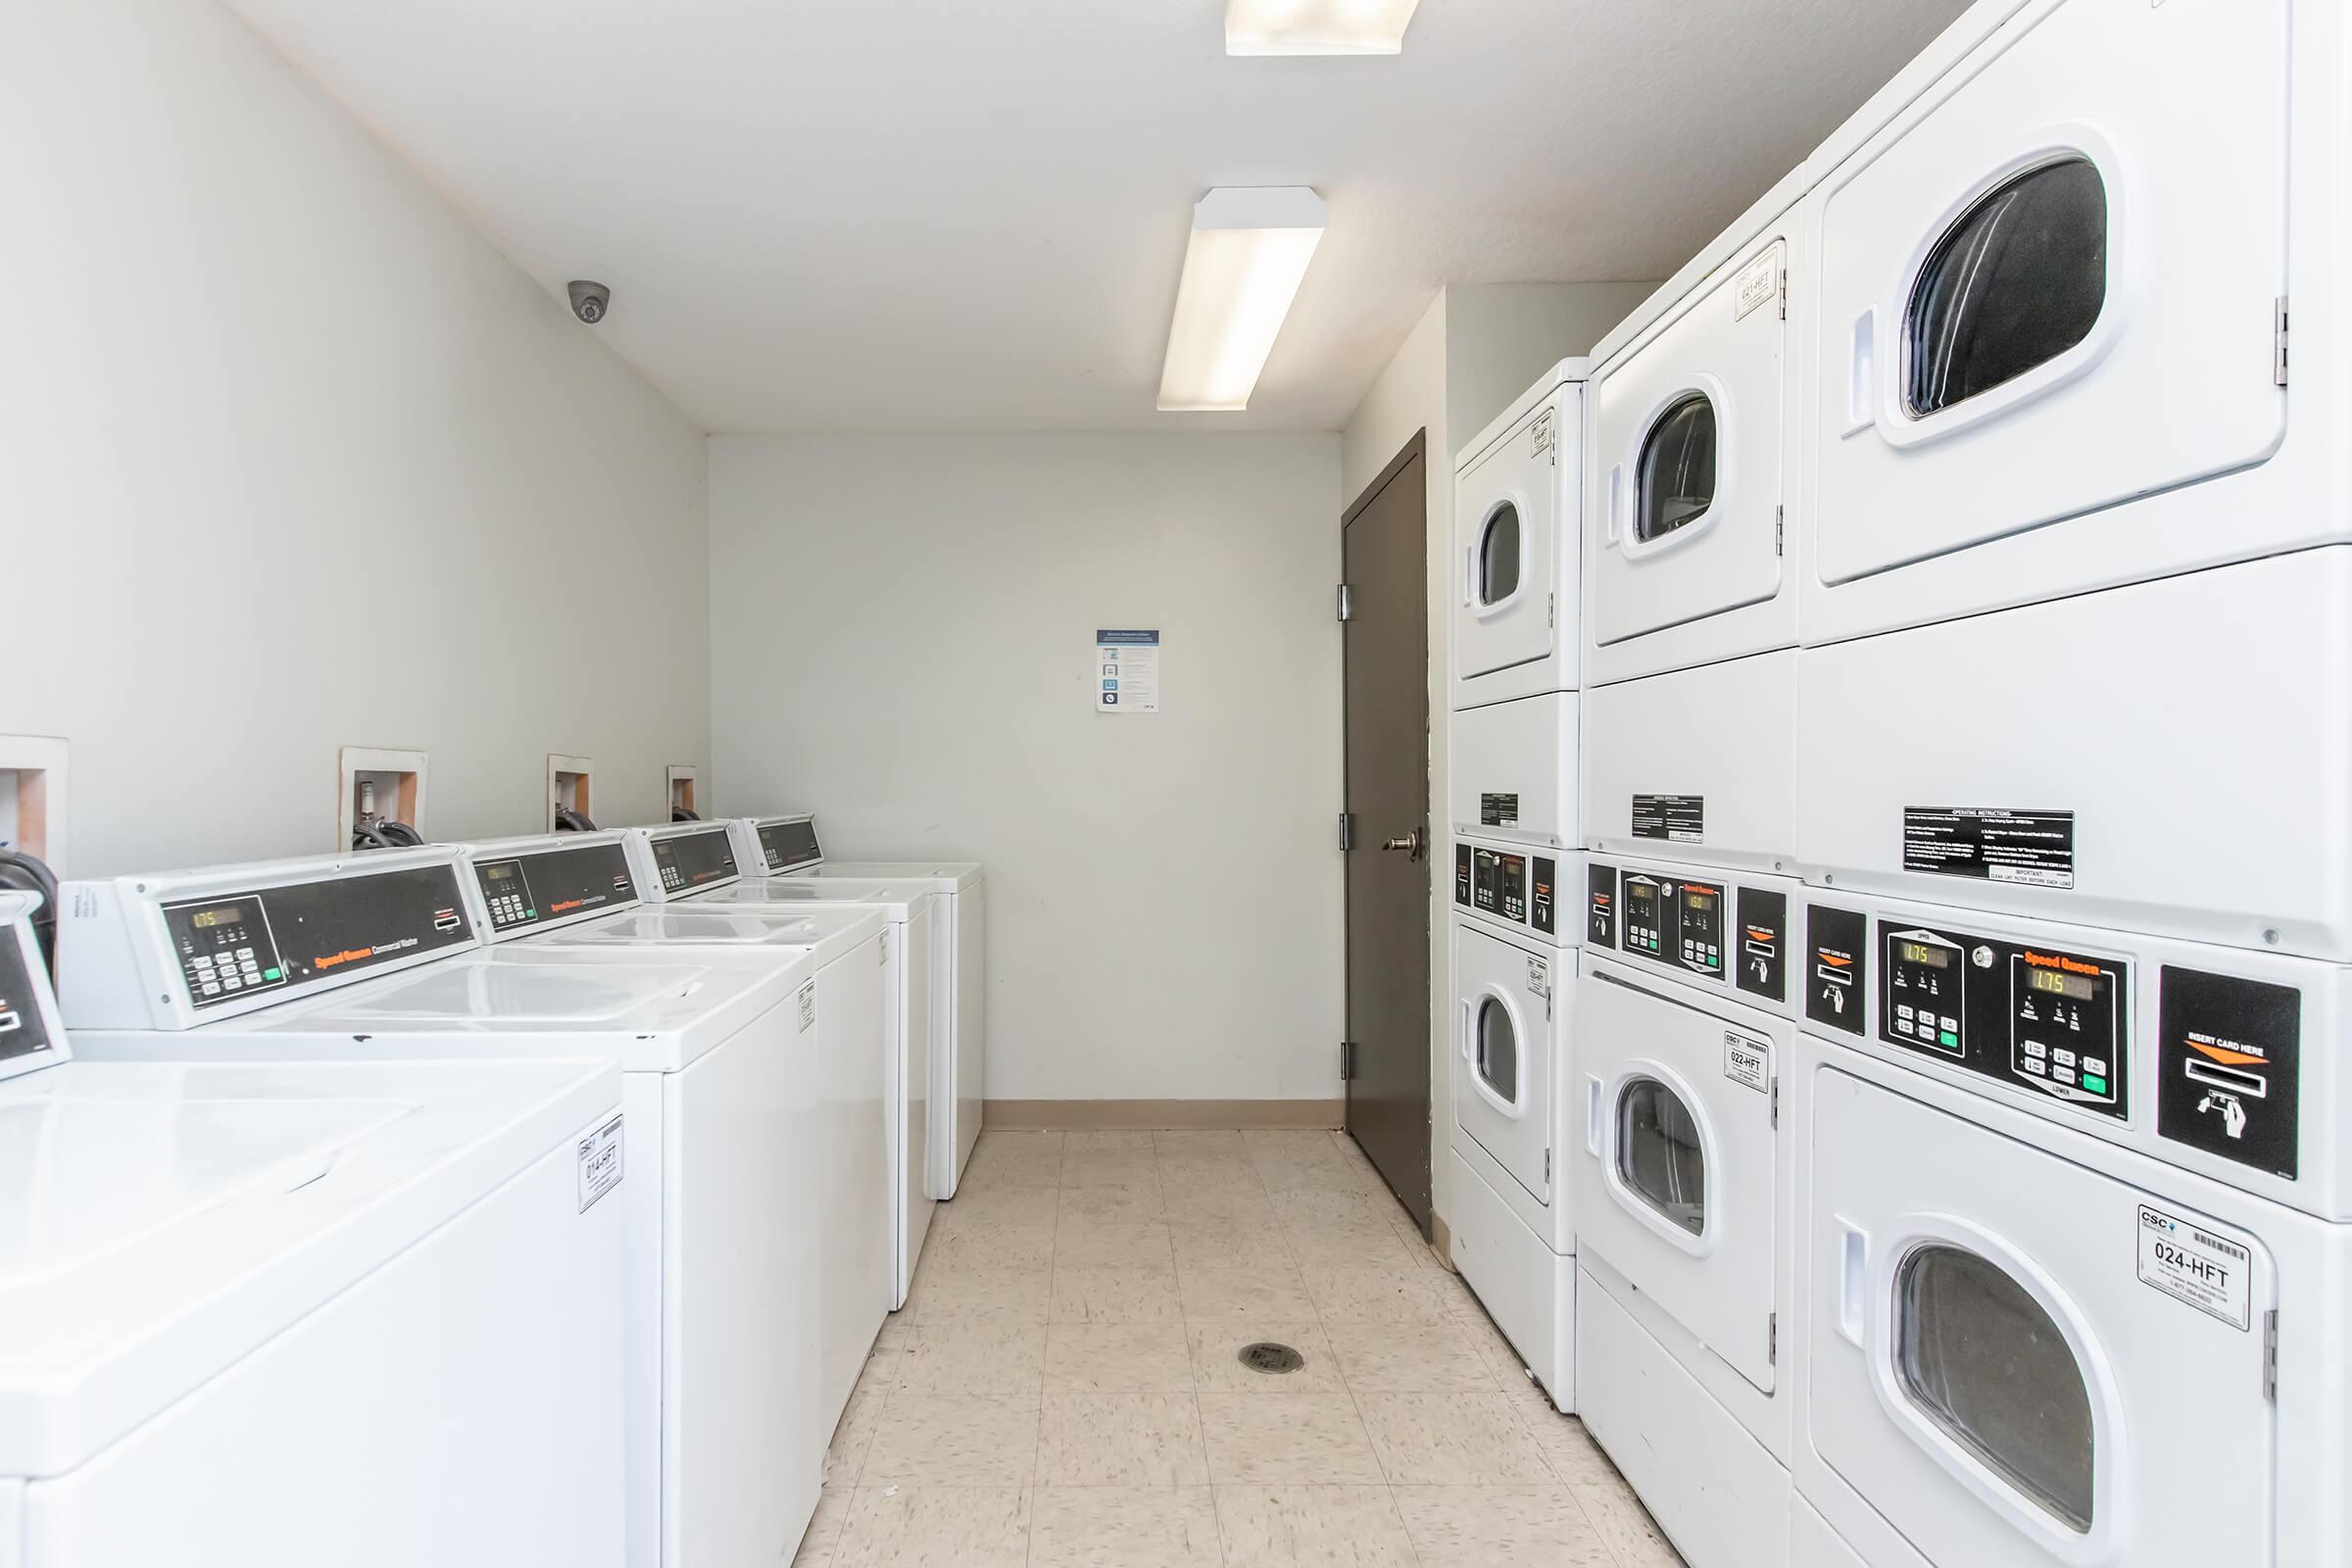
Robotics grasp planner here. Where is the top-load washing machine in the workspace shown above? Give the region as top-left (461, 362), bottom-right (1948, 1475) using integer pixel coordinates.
top-left (1797, 0), bottom-right (2345, 648)
top-left (10, 887), bottom-right (631, 1568)
top-left (731, 812), bottom-right (988, 1198)
top-left (1451, 359), bottom-right (1588, 713)
top-left (511, 820), bottom-right (894, 1437)
top-left (1443, 833), bottom-right (1581, 1411)
top-left (54, 843), bottom-right (826, 1568)
top-left (1570, 853), bottom-right (1803, 1568)
top-left (688, 872), bottom-right (936, 1305)
top-left (1794, 888), bottom-right (2352, 1565)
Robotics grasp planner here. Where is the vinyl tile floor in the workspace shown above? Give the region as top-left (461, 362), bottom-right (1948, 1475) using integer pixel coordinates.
top-left (800, 1128), bottom-right (1687, 1567)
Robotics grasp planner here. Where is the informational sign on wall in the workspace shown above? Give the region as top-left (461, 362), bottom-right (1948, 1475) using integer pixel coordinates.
top-left (1095, 629), bottom-right (1160, 712)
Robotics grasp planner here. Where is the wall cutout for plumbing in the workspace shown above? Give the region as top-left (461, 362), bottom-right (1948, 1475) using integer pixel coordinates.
top-left (547, 754), bottom-right (596, 831)
top-left (667, 764), bottom-right (702, 820)
top-left (339, 746), bottom-right (427, 852)
top-left (0, 735), bottom-right (69, 875)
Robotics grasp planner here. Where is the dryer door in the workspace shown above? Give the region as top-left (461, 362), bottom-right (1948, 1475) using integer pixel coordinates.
top-left (1452, 920), bottom-right (1555, 1206)
top-left (1454, 397), bottom-right (1561, 687)
top-left (1571, 964), bottom-right (1784, 1393)
top-left (1807, 1065), bottom-right (2277, 1568)
top-left (1590, 235), bottom-right (1787, 650)
top-left (1812, 0), bottom-right (2289, 589)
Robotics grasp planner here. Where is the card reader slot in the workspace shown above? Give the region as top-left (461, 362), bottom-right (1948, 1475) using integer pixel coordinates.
top-left (2182, 1057), bottom-right (2267, 1098)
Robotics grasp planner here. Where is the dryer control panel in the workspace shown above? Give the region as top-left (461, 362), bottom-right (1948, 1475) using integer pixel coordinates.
top-left (1454, 844), bottom-right (1556, 936)
top-left (1616, 869), bottom-right (1727, 983)
top-left (163, 864), bottom-right (470, 1010)
top-left (1876, 919), bottom-right (2127, 1117)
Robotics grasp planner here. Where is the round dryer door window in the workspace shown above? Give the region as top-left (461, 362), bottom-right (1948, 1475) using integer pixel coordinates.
top-left (1475, 996), bottom-right (1519, 1103)
top-left (1635, 393), bottom-right (1718, 543)
top-left (1892, 1244), bottom-right (2095, 1534)
top-left (1905, 157), bottom-right (2108, 420)
top-left (1617, 1077), bottom-right (1705, 1236)
top-left (1476, 503), bottom-right (1523, 607)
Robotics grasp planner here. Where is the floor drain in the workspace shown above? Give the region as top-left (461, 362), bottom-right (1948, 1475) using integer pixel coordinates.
top-left (1239, 1342), bottom-right (1305, 1375)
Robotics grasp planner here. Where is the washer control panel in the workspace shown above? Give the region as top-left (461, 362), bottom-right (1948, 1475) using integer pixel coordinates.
top-left (163, 863), bottom-right (470, 1010)
top-left (473, 840), bottom-right (635, 936)
top-left (0, 921), bottom-right (59, 1072)
top-left (756, 816), bottom-right (822, 873)
top-left (1614, 869), bottom-right (1727, 983)
top-left (652, 826), bottom-right (739, 895)
top-left (1877, 920), bottom-right (2127, 1117)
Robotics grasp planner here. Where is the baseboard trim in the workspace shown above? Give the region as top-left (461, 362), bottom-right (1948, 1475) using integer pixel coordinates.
top-left (1430, 1210), bottom-right (1457, 1274)
top-left (984, 1098), bottom-right (1344, 1131)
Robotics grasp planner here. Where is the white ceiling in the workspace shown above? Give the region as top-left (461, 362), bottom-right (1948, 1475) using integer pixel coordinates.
top-left (223, 0), bottom-right (1969, 432)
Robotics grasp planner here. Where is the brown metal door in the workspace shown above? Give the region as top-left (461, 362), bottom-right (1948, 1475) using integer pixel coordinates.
top-left (1342, 432), bottom-right (1433, 1234)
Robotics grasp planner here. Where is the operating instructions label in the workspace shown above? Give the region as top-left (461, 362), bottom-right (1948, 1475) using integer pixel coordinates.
top-left (1902, 808), bottom-right (2075, 889)
top-left (1633, 795), bottom-right (1704, 844)
top-left (2136, 1205), bottom-right (2251, 1330)
top-left (1096, 629), bottom-right (1161, 712)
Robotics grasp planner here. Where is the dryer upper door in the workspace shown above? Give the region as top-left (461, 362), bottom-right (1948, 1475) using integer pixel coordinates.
top-left (1571, 966), bottom-right (1783, 1394)
top-left (1812, 0), bottom-right (2289, 588)
top-left (1452, 921), bottom-right (1555, 1206)
top-left (1808, 1065), bottom-right (2277, 1568)
top-left (1590, 237), bottom-right (1787, 649)
top-left (1454, 398), bottom-right (1562, 686)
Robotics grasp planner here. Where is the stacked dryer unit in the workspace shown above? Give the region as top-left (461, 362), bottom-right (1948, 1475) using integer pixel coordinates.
top-left (1563, 6), bottom-right (2042, 1560)
top-left (1777, 0), bottom-right (2352, 1563)
top-left (1444, 360), bottom-right (1586, 1410)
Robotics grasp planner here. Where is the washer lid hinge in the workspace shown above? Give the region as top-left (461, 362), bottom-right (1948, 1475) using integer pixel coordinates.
top-left (2275, 297), bottom-right (2290, 387)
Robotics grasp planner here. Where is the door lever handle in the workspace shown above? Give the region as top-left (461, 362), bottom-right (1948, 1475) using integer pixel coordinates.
top-left (1380, 830), bottom-right (1425, 860)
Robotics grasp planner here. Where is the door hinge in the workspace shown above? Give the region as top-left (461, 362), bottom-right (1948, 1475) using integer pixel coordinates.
top-left (1768, 1312), bottom-right (1779, 1365)
top-left (1770, 1076), bottom-right (1781, 1129)
top-left (1547, 591), bottom-right (1555, 629)
top-left (2275, 297), bottom-right (2290, 386)
top-left (1774, 506), bottom-right (1786, 557)
top-left (1544, 1148), bottom-right (1553, 1186)
top-left (1336, 583), bottom-right (1354, 622)
top-left (1339, 812), bottom-right (1355, 852)
top-left (1341, 1040), bottom-right (1357, 1081)
top-left (2263, 1309), bottom-right (2278, 1400)
top-left (1780, 269), bottom-right (1789, 321)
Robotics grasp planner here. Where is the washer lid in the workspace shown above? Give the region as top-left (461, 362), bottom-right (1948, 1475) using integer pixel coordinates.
top-left (807, 860), bottom-right (984, 892)
top-left (0, 1055), bottom-right (617, 1478)
top-left (692, 878), bottom-right (929, 920)
top-left (531, 904), bottom-right (887, 967)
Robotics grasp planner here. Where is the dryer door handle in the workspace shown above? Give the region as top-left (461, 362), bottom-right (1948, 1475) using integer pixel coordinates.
top-left (1843, 308), bottom-right (1880, 437)
top-left (1584, 1075), bottom-right (1605, 1158)
top-left (1836, 1220), bottom-right (1871, 1347)
top-left (1603, 465), bottom-right (1625, 546)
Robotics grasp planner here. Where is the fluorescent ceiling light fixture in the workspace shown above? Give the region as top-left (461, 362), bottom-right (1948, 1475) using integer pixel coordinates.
top-left (1226, 0), bottom-right (1422, 56)
top-left (1157, 186), bottom-right (1326, 413)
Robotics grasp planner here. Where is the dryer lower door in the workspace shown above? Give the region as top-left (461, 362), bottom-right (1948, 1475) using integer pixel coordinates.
top-left (1451, 919), bottom-right (1556, 1207)
top-left (1572, 964), bottom-right (1785, 1394)
top-left (1806, 1064), bottom-right (2277, 1567)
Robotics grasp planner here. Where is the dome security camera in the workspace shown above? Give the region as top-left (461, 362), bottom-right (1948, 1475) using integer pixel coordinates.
top-left (567, 280), bottom-right (612, 325)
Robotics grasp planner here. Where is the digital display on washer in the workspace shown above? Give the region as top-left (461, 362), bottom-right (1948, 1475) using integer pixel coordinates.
top-left (1675, 882), bottom-right (1724, 978)
top-left (652, 827), bottom-right (738, 895)
top-left (1620, 875), bottom-right (1664, 957)
top-left (1876, 920), bottom-right (2127, 1118)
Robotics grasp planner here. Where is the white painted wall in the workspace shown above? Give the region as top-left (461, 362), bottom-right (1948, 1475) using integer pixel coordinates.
top-left (709, 434), bottom-right (1344, 1103)
top-left (1, 0), bottom-right (710, 877)
top-left (1339, 282), bottom-right (1656, 1232)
